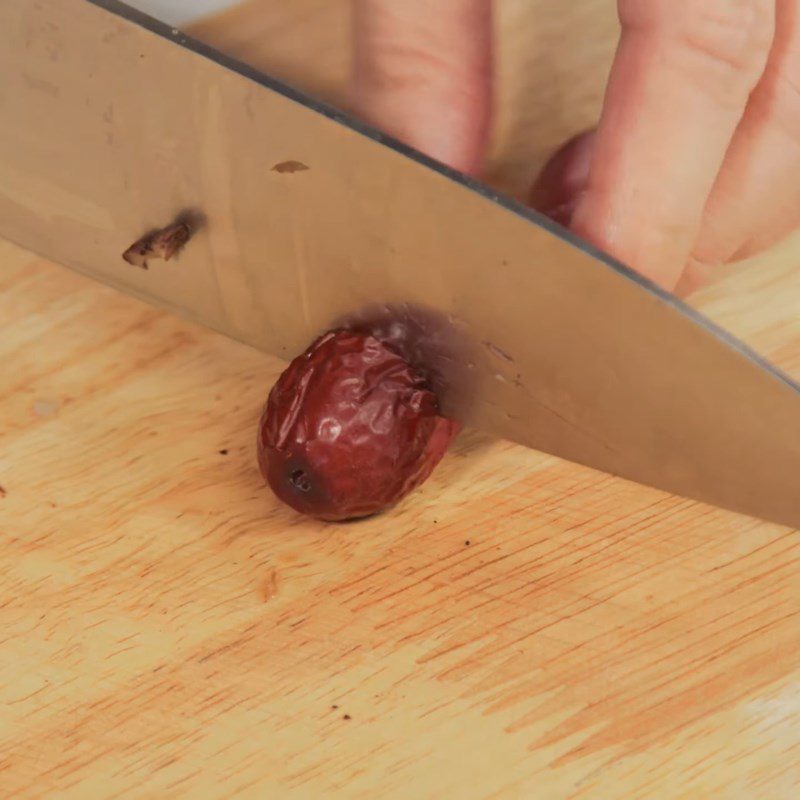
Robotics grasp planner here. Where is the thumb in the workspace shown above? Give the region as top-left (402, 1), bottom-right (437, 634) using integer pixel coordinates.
top-left (351, 0), bottom-right (493, 176)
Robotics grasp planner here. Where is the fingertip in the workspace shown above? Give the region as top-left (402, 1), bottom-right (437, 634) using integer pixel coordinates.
top-left (564, 1), bottom-right (773, 292)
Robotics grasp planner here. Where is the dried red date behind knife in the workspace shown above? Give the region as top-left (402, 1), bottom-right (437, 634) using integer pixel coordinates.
top-left (257, 330), bottom-right (459, 521)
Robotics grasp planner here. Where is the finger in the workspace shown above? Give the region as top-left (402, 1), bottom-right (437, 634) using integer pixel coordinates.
top-left (571, 0), bottom-right (775, 290)
top-left (529, 129), bottom-right (596, 226)
top-left (692, 0), bottom-right (800, 269)
top-left (351, 0), bottom-right (492, 176)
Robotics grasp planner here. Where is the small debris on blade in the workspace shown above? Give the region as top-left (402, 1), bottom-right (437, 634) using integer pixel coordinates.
top-left (123, 220), bottom-right (192, 269)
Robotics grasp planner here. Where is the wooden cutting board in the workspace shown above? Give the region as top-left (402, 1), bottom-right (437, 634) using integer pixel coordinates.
top-left (1, 2), bottom-right (799, 797)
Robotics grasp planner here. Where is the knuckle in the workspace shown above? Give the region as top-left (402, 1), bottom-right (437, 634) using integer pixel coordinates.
top-left (358, 37), bottom-right (446, 92)
top-left (683, 1), bottom-right (774, 76)
top-left (622, 0), bottom-right (774, 102)
top-left (357, 32), bottom-right (480, 98)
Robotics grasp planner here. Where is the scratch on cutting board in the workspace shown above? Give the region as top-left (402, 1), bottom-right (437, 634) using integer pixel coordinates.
top-left (261, 568), bottom-right (280, 602)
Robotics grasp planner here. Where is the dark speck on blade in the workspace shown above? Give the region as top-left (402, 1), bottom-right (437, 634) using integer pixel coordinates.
top-left (343, 714), bottom-right (351, 721)
top-left (0, 485), bottom-right (6, 498)
top-left (484, 341), bottom-right (514, 363)
top-left (218, 449), bottom-right (228, 455)
top-left (272, 160), bottom-right (309, 174)
top-left (464, 540), bottom-right (471, 546)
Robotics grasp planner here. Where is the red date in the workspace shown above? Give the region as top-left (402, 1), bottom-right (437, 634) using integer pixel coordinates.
top-left (257, 330), bottom-right (458, 521)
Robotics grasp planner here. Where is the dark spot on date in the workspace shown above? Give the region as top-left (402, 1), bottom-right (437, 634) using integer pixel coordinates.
top-left (464, 540), bottom-right (471, 546)
top-left (218, 448), bottom-right (228, 455)
top-left (0, 485), bottom-right (6, 498)
top-left (289, 469), bottom-right (312, 493)
top-left (331, 704), bottom-right (339, 710)
top-left (342, 714), bottom-right (351, 721)
top-left (271, 160), bottom-right (309, 174)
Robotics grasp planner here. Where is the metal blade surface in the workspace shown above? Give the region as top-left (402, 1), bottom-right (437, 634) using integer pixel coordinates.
top-left (1, 0), bottom-right (799, 526)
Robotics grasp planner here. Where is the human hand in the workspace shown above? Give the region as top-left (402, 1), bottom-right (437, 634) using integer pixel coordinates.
top-left (352, 0), bottom-right (798, 295)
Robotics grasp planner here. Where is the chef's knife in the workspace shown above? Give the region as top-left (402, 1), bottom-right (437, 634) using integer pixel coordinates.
top-left (1, 0), bottom-right (798, 527)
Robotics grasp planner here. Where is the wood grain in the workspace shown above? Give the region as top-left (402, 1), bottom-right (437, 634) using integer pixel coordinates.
top-left (1, 1), bottom-right (799, 797)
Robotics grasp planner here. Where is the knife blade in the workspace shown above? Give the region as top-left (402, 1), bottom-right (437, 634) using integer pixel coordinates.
top-left (1, 0), bottom-right (798, 527)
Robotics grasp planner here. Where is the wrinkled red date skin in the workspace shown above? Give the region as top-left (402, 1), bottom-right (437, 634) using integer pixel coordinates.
top-left (257, 330), bottom-right (459, 521)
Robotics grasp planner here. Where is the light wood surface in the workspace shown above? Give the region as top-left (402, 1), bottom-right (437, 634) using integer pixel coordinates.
top-left (1, 2), bottom-right (799, 798)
